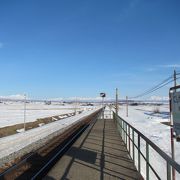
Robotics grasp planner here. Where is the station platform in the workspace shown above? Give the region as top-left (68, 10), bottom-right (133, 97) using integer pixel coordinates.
top-left (45, 117), bottom-right (142, 180)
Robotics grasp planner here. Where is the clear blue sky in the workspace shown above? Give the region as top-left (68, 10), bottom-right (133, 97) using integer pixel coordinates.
top-left (0, 0), bottom-right (180, 99)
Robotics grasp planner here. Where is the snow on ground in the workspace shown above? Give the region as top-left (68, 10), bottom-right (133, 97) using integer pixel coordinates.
top-left (118, 104), bottom-right (180, 179)
top-left (0, 108), bottom-right (100, 164)
top-left (0, 101), bottom-right (98, 128)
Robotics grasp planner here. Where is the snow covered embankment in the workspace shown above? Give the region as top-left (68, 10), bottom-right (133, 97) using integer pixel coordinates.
top-left (0, 108), bottom-right (101, 168)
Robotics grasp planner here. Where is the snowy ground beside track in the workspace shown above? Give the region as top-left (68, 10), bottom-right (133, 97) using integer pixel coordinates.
top-left (119, 104), bottom-right (180, 179)
top-left (0, 102), bottom-right (98, 128)
top-left (0, 108), bottom-right (100, 164)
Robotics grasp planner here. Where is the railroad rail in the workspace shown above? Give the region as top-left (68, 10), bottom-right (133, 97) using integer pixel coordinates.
top-left (0, 109), bottom-right (102, 180)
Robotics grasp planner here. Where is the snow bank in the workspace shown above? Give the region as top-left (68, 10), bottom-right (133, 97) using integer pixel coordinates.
top-left (118, 104), bottom-right (180, 179)
top-left (0, 102), bottom-right (98, 128)
top-left (0, 108), bottom-right (101, 167)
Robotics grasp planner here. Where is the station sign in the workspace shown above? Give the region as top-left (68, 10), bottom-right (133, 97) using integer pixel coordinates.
top-left (100, 93), bottom-right (106, 98)
top-left (170, 87), bottom-right (180, 137)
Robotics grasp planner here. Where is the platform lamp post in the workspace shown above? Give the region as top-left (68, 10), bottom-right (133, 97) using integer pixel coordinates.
top-left (100, 93), bottom-right (106, 119)
top-left (100, 93), bottom-right (106, 108)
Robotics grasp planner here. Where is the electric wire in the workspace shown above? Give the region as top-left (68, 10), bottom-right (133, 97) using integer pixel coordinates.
top-left (132, 79), bottom-right (173, 99)
top-left (131, 76), bottom-right (180, 99)
top-left (130, 75), bottom-right (173, 99)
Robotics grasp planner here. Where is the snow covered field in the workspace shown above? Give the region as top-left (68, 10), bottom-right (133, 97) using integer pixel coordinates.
top-left (0, 107), bottom-right (101, 167)
top-left (119, 104), bottom-right (180, 179)
top-left (0, 101), bottom-right (97, 128)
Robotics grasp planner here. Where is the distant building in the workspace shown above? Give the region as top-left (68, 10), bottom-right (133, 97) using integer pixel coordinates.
top-left (44, 101), bottom-right (51, 105)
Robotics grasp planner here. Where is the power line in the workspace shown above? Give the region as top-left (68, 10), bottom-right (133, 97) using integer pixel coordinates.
top-left (176, 72), bottom-right (180, 76)
top-left (142, 76), bottom-right (172, 94)
top-left (133, 79), bottom-right (174, 99)
top-left (130, 75), bottom-right (173, 99)
top-left (130, 75), bottom-right (180, 99)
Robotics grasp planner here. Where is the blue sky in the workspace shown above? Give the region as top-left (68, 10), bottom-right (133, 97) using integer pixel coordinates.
top-left (0, 0), bottom-right (180, 99)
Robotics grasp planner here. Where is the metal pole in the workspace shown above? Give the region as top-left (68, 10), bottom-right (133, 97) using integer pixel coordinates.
top-left (116, 88), bottom-right (118, 115)
top-left (75, 97), bottom-right (77, 115)
top-left (24, 94), bottom-right (26, 132)
top-left (138, 134), bottom-right (141, 173)
top-left (146, 142), bottom-right (150, 180)
top-left (173, 70), bottom-right (177, 180)
top-left (102, 97), bottom-right (105, 119)
top-left (169, 89), bottom-right (175, 180)
top-left (126, 96), bottom-right (128, 117)
top-left (174, 70), bottom-right (177, 87)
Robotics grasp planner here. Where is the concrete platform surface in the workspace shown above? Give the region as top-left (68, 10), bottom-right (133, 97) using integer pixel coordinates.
top-left (45, 118), bottom-right (142, 180)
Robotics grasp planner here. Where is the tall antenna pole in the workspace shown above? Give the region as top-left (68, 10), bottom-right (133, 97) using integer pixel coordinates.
top-left (116, 88), bottom-right (118, 115)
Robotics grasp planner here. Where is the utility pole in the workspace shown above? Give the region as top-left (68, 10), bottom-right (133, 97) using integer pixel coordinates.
top-left (126, 96), bottom-right (128, 117)
top-left (116, 88), bottom-right (118, 115)
top-left (24, 94), bottom-right (26, 132)
top-left (174, 70), bottom-right (177, 87)
top-left (171, 70), bottom-right (176, 180)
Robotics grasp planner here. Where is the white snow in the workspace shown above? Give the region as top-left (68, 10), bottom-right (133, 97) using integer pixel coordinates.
top-left (16, 128), bottom-right (25, 133)
top-left (118, 104), bottom-right (180, 179)
top-left (0, 102), bottom-right (98, 128)
top-left (0, 108), bottom-right (100, 162)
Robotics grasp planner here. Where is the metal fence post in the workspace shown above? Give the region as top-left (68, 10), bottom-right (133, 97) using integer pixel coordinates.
top-left (120, 118), bottom-right (123, 138)
top-left (132, 130), bottom-right (135, 162)
top-left (119, 117), bottom-right (122, 136)
top-left (146, 142), bottom-right (149, 180)
top-left (126, 123), bottom-right (128, 146)
top-left (138, 134), bottom-right (141, 173)
top-left (124, 122), bottom-right (126, 143)
top-left (122, 121), bottom-right (125, 141)
top-left (128, 126), bottom-right (131, 153)
top-left (167, 162), bottom-right (171, 180)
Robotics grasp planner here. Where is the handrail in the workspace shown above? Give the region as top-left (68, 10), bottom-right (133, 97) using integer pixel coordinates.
top-left (113, 111), bottom-right (180, 180)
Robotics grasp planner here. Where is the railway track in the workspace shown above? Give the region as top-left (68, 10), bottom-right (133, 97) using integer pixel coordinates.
top-left (0, 109), bottom-right (102, 180)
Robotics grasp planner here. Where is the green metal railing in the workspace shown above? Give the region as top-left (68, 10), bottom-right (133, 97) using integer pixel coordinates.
top-left (113, 112), bottom-right (180, 180)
